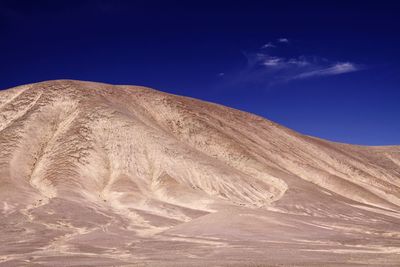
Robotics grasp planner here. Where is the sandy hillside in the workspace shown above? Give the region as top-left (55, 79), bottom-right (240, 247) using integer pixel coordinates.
top-left (0, 80), bottom-right (399, 266)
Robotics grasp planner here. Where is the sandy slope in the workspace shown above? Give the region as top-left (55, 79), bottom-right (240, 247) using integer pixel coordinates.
top-left (0, 80), bottom-right (399, 266)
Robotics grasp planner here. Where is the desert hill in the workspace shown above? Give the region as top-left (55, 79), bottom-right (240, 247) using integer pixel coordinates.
top-left (0, 80), bottom-right (399, 266)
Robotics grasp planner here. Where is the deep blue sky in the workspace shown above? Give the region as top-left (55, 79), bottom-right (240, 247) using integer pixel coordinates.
top-left (1, 1), bottom-right (399, 145)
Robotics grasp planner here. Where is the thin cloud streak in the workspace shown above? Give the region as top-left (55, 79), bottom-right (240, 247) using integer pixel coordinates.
top-left (292, 62), bottom-right (359, 80)
top-left (278, 38), bottom-right (289, 43)
top-left (261, 42), bottom-right (276, 49)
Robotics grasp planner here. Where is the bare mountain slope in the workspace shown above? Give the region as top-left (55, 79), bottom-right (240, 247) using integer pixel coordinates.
top-left (0, 80), bottom-right (399, 266)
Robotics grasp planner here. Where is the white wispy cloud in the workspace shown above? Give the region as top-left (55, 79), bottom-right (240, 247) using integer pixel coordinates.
top-left (262, 57), bottom-right (283, 66)
top-left (287, 57), bottom-right (310, 67)
top-left (278, 38), bottom-right (289, 43)
top-left (219, 39), bottom-right (362, 88)
top-left (259, 55), bottom-right (312, 69)
top-left (247, 40), bottom-right (360, 81)
top-left (261, 42), bottom-right (276, 49)
top-left (292, 62), bottom-right (358, 79)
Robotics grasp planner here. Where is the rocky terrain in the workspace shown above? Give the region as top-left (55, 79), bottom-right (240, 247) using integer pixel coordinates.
top-left (0, 80), bottom-right (399, 266)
